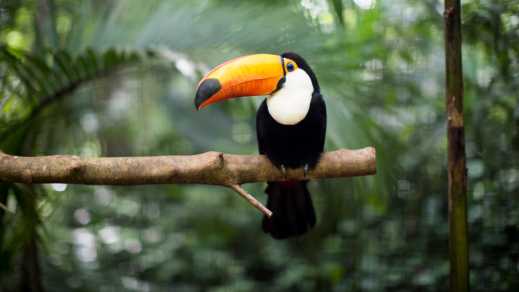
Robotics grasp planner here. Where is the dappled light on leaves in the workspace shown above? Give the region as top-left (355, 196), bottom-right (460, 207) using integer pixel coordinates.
top-left (354, 0), bottom-right (376, 10)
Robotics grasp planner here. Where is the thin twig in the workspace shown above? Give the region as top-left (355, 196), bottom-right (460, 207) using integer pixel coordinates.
top-left (229, 184), bottom-right (272, 218)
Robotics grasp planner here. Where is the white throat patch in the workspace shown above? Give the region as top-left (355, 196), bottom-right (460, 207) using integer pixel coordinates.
top-left (266, 69), bottom-right (313, 125)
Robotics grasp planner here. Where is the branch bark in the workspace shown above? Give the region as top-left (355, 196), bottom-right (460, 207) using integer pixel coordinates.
top-left (0, 148), bottom-right (375, 217)
top-left (230, 184), bottom-right (273, 218)
top-left (0, 148), bottom-right (375, 185)
top-left (444, 1), bottom-right (469, 291)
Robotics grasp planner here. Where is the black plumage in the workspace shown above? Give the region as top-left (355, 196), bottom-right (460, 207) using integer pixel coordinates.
top-left (257, 52), bottom-right (326, 239)
top-left (256, 92), bottom-right (326, 169)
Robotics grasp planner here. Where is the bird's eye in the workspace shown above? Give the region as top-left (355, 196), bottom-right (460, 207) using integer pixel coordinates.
top-left (286, 63), bottom-right (295, 72)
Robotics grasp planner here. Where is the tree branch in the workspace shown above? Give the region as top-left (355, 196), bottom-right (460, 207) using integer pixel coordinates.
top-left (0, 147), bottom-right (376, 216)
top-left (229, 184), bottom-right (273, 218)
top-left (0, 148), bottom-right (376, 185)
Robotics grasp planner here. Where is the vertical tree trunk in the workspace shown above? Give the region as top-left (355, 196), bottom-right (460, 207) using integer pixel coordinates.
top-left (17, 187), bottom-right (45, 292)
top-left (444, 1), bottom-right (469, 291)
top-left (19, 237), bottom-right (45, 292)
top-left (0, 184), bottom-right (8, 286)
top-left (0, 184), bottom-right (8, 244)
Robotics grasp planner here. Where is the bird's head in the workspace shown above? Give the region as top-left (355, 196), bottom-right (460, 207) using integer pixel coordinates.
top-left (194, 52), bottom-right (318, 110)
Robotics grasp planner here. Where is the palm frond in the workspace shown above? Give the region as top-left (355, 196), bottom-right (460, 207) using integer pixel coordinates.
top-left (0, 45), bottom-right (156, 152)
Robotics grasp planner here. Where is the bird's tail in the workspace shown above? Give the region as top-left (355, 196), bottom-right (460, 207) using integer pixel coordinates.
top-left (262, 181), bottom-right (316, 239)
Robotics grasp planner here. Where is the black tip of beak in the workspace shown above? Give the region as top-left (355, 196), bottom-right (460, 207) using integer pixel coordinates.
top-left (194, 78), bottom-right (221, 110)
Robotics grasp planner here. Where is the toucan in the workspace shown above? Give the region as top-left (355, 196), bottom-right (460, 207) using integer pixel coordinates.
top-left (194, 52), bottom-right (326, 239)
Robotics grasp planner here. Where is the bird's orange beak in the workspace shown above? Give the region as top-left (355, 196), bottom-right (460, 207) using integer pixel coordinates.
top-left (194, 54), bottom-right (298, 110)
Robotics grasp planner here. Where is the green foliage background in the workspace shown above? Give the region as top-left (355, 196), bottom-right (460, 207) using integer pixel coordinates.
top-left (0, 0), bottom-right (518, 291)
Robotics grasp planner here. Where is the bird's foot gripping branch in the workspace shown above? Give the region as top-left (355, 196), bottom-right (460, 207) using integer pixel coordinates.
top-left (0, 147), bottom-right (376, 217)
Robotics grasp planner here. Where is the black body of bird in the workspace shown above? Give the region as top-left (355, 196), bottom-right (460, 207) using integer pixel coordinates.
top-left (257, 52), bottom-right (326, 239)
top-left (194, 52), bottom-right (327, 239)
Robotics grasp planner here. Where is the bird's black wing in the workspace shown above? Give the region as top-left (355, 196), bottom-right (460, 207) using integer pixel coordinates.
top-left (256, 100), bottom-right (269, 155)
top-left (311, 92), bottom-right (327, 152)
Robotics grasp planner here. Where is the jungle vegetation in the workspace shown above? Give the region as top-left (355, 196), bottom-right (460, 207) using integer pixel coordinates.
top-left (0, 0), bottom-right (518, 291)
